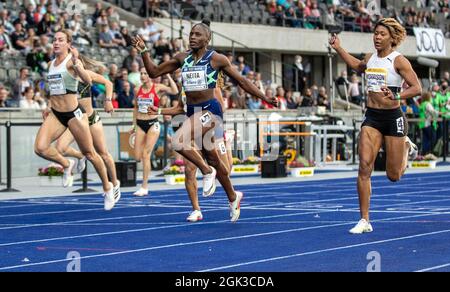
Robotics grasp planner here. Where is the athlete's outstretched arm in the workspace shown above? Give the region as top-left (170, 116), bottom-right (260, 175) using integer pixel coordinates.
top-left (329, 34), bottom-right (370, 73)
top-left (148, 95), bottom-right (184, 116)
top-left (69, 47), bottom-right (92, 85)
top-left (88, 70), bottom-right (114, 113)
top-left (214, 53), bottom-right (277, 106)
top-left (392, 56), bottom-right (422, 99)
top-left (132, 35), bottom-right (183, 78)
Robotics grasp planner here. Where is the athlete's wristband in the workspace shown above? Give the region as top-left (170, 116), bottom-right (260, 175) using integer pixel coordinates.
top-left (140, 47), bottom-right (150, 55)
top-left (105, 97), bottom-right (112, 102)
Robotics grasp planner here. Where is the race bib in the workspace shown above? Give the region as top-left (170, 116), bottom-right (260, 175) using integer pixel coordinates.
top-left (152, 122), bottom-right (160, 132)
top-left (365, 68), bottom-right (387, 92)
top-left (138, 97), bottom-right (154, 114)
top-left (218, 141), bottom-right (227, 155)
top-left (47, 74), bottom-right (67, 96)
top-left (200, 112), bottom-right (212, 126)
top-left (73, 108), bottom-right (83, 120)
top-left (182, 66), bottom-right (208, 92)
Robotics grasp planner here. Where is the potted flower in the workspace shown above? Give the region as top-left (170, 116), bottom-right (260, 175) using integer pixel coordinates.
top-left (163, 160), bottom-right (186, 185)
top-left (408, 154), bottom-right (438, 169)
top-left (231, 156), bottom-right (260, 174)
top-left (289, 156), bottom-right (316, 177)
top-left (38, 163), bottom-right (64, 186)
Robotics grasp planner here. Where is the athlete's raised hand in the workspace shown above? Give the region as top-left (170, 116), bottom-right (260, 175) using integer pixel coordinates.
top-left (329, 33), bottom-right (340, 50)
top-left (264, 95), bottom-right (279, 107)
top-left (131, 35), bottom-right (147, 52)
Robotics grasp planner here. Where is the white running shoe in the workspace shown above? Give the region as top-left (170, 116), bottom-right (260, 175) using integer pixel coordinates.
top-left (76, 156), bottom-right (87, 174)
top-left (202, 167), bottom-right (217, 197)
top-left (186, 210), bottom-right (203, 222)
top-left (103, 182), bottom-right (115, 211)
top-left (349, 219), bottom-right (373, 234)
top-left (406, 136), bottom-right (418, 160)
top-left (113, 180), bottom-right (121, 203)
top-left (133, 187), bottom-right (148, 197)
top-left (230, 191), bottom-right (243, 223)
top-left (62, 159), bottom-right (75, 188)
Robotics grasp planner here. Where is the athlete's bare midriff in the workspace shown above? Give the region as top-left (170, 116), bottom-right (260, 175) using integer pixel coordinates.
top-left (79, 97), bottom-right (94, 116)
top-left (185, 88), bottom-right (216, 105)
top-left (50, 94), bottom-right (79, 112)
top-left (367, 92), bottom-right (401, 109)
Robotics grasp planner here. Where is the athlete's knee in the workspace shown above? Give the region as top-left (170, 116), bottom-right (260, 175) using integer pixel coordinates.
top-left (82, 150), bottom-right (97, 161)
top-left (34, 141), bottom-right (48, 157)
top-left (386, 171), bottom-right (402, 182)
top-left (98, 151), bottom-right (111, 163)
top-left (358, 160), bottom-right (373, 178)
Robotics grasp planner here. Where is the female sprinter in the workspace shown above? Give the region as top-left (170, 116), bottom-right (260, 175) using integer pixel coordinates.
top-left (131, 68), bottom-right (179, 197)
top-left (34, 30), bottom-right (116, 210)
top-left (330, 18), bottom-right (421, 233)
top-left (132, 20), bottom-right (277, 222)
top-left (54, 50), bottom-right (121, 204)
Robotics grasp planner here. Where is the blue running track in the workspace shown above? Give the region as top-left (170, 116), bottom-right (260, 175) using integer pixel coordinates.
top-left (1, 171), bottom-right (450, 272)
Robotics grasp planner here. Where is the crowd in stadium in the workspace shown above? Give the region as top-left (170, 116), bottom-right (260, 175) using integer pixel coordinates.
top-left (0, 0), bottom-right (449, 125)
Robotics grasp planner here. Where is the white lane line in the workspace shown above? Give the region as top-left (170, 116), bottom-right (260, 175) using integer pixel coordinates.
top-left (0, 212), bottom-right (443, 271)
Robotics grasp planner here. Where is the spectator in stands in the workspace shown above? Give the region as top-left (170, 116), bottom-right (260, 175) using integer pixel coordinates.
top-left (0, 24), bottom-right (14, 53)
top-left (96, 9), bottom-right (109, 28)
top-left (317, 86), bottom-right (329, 108)
top-left (138, 18), bottom-right (163, 44)
top-left (254, 72), bottom-right (265, 94)
top-left (356, 11), bottom-right (372, 33)
top-left (154, 34), bottom-right (172, 61)
top-left (286, 89), bottom-right (298, 109)
top-left (106, 6), bottom-right (120, 24)
top-left (92, 2), bottom-right (102, 26)
top-left (275, 86), bottom-right (287, 110)
top-left (274, 5), bottom-right (285, 26)
top-left (262, 88), bottom-right (276, 109)
top-left (36, 12), bottom-right (54, 35)
top-left (122, 47), bottom-right (144, 71)
top-left (26, 38), bottom-right (51, 73)
top-left (107, 63), bottom-right (118, 84)
top-left (12, 67), bottom-right (33, 101)
top-left (14, 10), bottom-right (31, 30)
top-left (0, 10), bottom-right (14, 34)
top-left (19, 86), bottom-right (46, 109)
top-left (120, 26), bottom-right (133, 47)
top-left (117, 80), bottom-right (135, 108)
top-left (286, 6), bottom-right (302, 27)
top-left (11, 22), bottom-right (28, 52)
top-left (348, 74), bottom-right (362, 105)
top-left (336, 70), bottom-right (349, 87)
top-left (323, 5), bottom-right (337, 29)
top-left (115, 67), bottom-right (130, 94)
top-left (292, 54), bottom-right (306, 93)
top-left (99, 24), bottom-right (119, 48)
top-left (419, 91), bottom-right (439, 155)
top-left (247, 95), bottom-right (262, 110)
top-left (128, 61), bottom-right (142, 88)
top-left (300, 87), bottom-right (315, 107)
top-left (70, 14), bottom-right (92, 46)
top-left (33, 4), bottom-right (44, 24)
top-left (109, 21), bottom-right (126, 47)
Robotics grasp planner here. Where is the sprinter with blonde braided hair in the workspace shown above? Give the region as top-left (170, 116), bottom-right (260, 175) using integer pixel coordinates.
top-left (330, 18), bottom-right (422, 234)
